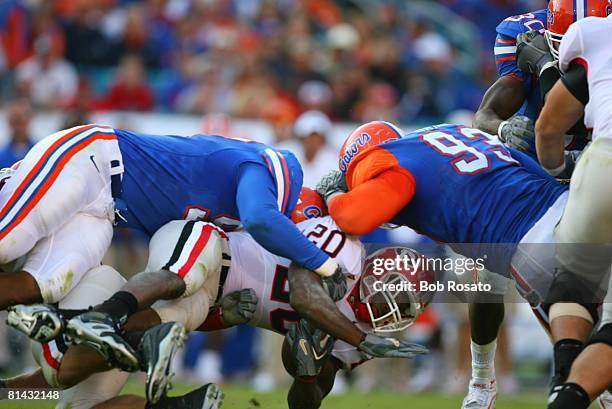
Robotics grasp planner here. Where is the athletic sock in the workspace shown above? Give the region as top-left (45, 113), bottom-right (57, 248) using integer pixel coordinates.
top-left (57, 308), bottom-right (87, 320)
top-left (92, 291), bottom-right (139, 323)
top-left (122, 330), bottom-right (145, 351)
top-left (551, 339), bottom-right (583, 389)
top-left (471, 339), bottom-right (497, 384)
top-left (548, 383), bottom-right (590, 409)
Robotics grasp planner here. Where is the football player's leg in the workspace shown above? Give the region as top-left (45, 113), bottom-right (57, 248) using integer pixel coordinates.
top-left (462, 269), bottom-right (509, 409)
top-left (0, 212), bottom-right (113, 311)
top-left (555, 137), bottom-right (612, 292)
top-left (30, 264), bottom-right (126, 388)
top-left (0, 368), bottom-right (49, 389)
top-left (283, 340), bottom-right (338, 409)
top-left (0, 125), bottom-right (116, 266)
top-left (90, 383), bottom-right (224, 409)
top-left (68, 220), bottom-right (226, 330)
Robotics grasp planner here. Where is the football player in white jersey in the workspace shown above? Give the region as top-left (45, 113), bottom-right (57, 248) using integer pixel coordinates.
top-left (7, 188), bottom-right (428, 409)
top-left (532, 13), bottom-right (612, 409)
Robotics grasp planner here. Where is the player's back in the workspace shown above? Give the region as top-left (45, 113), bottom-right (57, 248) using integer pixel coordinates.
top-left (224, 216), bottom-right (365, 333)
top-left (380, 124), bottom-right (567, 274)
top-left (114, 130), bottom-right (300, 234)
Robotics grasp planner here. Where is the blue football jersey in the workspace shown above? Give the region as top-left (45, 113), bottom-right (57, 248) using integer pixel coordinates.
top-left (381, 124), bottom-right (568, 274)
top-left (495, 10), bottom-right (547, 120)
top-left (115, 130), bottom-right (302, 236)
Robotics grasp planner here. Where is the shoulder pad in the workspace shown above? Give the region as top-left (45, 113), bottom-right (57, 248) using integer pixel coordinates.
top-left (496, 10), bottom-right (547, 38)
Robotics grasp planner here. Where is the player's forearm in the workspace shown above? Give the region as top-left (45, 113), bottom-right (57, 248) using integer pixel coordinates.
top-left (288, 263), bottom-right (365, 347)
top-left (473, 108), bottom-right (505, 136)
top-left (536, 81), bottom-right (584, 174)
top-left (474, 76), bottom-right (527, 135)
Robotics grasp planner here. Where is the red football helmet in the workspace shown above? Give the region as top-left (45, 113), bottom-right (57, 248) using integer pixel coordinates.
top-left (338, 121), bottom-right (403, 174)
top-left (348, 247), bottom-right (436, 333)
top-left (291, 187), bottom-right (328, 223)
top-left (546, 0), bottom-right (612, 58)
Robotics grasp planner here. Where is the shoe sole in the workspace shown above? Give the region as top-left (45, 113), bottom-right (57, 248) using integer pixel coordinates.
top-left (147, 323), bottom-right (188, 404)
top-left (202, 383), bottom-right (225, 409)
top-left (66, 319), bottom-right (139, 372)
top-left (7, 305), bottom-right (62, 343)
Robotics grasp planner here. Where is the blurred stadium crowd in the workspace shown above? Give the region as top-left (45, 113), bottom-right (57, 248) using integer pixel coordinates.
top-left (1, 0), bottom-right (545, 125)
top-left (0, 0), bottom-right (554, 398)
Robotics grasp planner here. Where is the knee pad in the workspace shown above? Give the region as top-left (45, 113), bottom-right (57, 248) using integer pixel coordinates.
top-left (147, 220), bottom-right (228, 297)
top-left (587, 323), bottom-right (612, 348)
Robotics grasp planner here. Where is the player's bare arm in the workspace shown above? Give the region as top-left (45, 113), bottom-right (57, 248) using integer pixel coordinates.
top-left (473, 75), bottom-right (527, 135)
top-left (288, 262), bottom-right (365, 347)
top-left (535, 80), bottom-right (584, 173)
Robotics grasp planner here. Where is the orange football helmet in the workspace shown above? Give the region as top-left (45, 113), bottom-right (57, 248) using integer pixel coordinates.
top-left (349, 247), bottom-right (436, 333)
top-left (338, 121), bottom-right (403, 174)
top-left (291, 187), bottom-right (328, 223)
top-left (546, 0), bottom-right (612, 58)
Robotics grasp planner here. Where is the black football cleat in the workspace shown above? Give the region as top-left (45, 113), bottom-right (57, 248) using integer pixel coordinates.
top-left (139, 321), bottom-right (188, 404)
top-left (150, 383), bottom-right (224, 409)
top-left (7, 304), bottom-right (65, 343)
top-left (65, 311), bottom-right (139, 372)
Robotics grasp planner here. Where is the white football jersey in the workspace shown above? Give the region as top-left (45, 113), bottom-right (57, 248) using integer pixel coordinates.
top-left (224, 216), bottom-right (370, 368)
top-left (559, 16), bottom-right (612, 139)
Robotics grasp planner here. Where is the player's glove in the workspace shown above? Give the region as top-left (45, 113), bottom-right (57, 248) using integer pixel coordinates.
top-left (357, 333), bottom-right (429, 359)
top-left (285, 319), bottom-right (334, 377)
top-left (316, 170), bottom-right (348, 205)
top-left (220, 289), bottom-right (258, 326)
top-left (516, 31), bottom-right (557, 77)
top-left (320, 266), bottom-right (348, 302)
top-left (498, 116), bottom-right (536, 157)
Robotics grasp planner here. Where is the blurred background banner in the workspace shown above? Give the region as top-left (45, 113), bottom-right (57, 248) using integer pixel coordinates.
top-left (0, 0), bottom-right (558, 401)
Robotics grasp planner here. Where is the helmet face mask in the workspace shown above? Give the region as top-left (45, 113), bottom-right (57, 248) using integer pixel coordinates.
top-left (358, 246), bottom-right (436, 333)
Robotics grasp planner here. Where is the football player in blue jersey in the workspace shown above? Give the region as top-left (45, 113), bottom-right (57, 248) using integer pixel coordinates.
top-left (0, 125), bottom-right (345, 368)
top-left (469, 2), bottom-right (611, 407)
top-left (317, 120), bottom-right (607, 408)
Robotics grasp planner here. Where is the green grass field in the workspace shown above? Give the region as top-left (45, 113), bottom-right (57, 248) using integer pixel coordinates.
top-left (0, 381), bottom-right (555, 409)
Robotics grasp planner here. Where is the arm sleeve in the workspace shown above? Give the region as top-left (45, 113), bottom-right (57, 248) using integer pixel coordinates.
top-left (494, 33), bottom-right (534, 94)
top-left (328, 168), bottom-right (416, 236)
top-left (236, 162), bottom-right (330, 271)
top-left (560, 61), bottom-right (589, 105)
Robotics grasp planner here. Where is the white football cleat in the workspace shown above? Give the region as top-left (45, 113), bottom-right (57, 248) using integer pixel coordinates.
top-left (461, 378), bottom-right (497, 409)
top-left (597, 389), bottom-right (612, 409)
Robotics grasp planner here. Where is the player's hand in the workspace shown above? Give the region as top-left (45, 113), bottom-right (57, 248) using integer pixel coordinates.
top-left (220, 289), bottom-right (258, 326)
top-left (316, 170), bottom-right (348, 205)
top-left (498, 116), bottom-right (536, 156)
top-left (320, 266), bottom-right (348, 302)
top-left (358, 333), bottom-right (429, 359)
top-left (285, 319), bottom-right (334, 377)
top-left (516, 31), bottom-right (557, 77)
